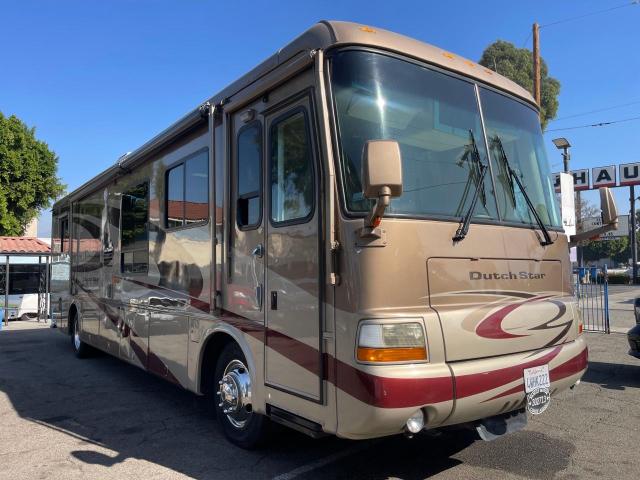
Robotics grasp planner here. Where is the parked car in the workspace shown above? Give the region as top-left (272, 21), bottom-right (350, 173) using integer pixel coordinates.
top-left (628, 324), bottom-right (640, 359)
top-left (628, 298), bottom-right (640, 359)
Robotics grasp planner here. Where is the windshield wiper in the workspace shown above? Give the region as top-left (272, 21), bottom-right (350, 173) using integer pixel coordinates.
top-left (453, 130), bottom-right (488, 242)
top-left (491, 135), bottom-right (554, 246)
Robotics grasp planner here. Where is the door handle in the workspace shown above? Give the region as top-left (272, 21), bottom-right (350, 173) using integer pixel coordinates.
top-left (256, 283), bottom-right (263, 311)
top-left (251, 244), bottom-right (264, 258)
top-left (270, 291), bottom-right (277, 310)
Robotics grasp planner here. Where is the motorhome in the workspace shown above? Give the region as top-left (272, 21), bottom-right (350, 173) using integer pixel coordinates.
top-left (51, 21), bottom-right (614, 448)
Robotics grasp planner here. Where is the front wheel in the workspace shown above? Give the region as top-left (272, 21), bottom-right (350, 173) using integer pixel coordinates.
top-left (212, 342), bottom-right (267, 449)
top-left (71, 314), bottom-right (91, 358)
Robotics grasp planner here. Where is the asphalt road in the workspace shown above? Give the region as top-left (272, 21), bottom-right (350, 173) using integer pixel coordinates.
top-left (1, 321), bottom-right (639, 480)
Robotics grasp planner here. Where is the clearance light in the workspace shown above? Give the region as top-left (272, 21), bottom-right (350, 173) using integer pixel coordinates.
top-left (357, 322), bottom-right (427, 362)
top-left (576, 305), bottom-right (584, 335)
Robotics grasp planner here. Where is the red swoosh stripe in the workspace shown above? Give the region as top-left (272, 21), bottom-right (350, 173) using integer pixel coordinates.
top-left (475, 295), bottom-right (553, 339)
top-left (484, 346), bottom-right (588, 401)
top-left (455, 346), bottom-right (562, 399)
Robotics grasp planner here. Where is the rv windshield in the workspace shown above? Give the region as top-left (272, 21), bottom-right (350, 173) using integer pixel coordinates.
top-left (330, 50), bottom-right (562, 228)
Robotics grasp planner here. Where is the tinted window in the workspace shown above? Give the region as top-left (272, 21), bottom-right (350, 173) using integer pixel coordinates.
top-left (331, 50), bottom-right (497, 220)
top-left (7, 265), bottom-right (45, 295)
top-left (166, 164), bottom-right (184, 228)
top-left (237, 123), bottom-right (262, 228)
top-left (121, 182), bottom-right (148, 274)
top-left (165, 151), bottom-right (208, 228)
top-left (60, 217), bottom-right (69, 252)
top-left (185, 153), bottom-right (208, 224)
top-left (270, 111), bottom-right (314, 223)
top-left (480, 88), bottom-right (562, 227)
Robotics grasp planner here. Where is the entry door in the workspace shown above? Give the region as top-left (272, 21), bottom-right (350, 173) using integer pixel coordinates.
top-left (229, 103), bottom-right (267, 333)
top-left (264, 96), bottom-right (322, 400)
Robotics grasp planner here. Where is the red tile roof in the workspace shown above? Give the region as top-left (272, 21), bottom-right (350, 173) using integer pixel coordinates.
top-left (0, 237), bottom-right (51, 254)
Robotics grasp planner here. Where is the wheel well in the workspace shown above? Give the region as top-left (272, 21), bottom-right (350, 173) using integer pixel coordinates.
top-left (68, 304), bottom-right (78, 335)
top-left (200, 332), bottom-right (235, 394)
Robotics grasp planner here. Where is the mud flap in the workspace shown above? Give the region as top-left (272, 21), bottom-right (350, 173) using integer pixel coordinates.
top-left (475, 409), bottom-right (527, 441)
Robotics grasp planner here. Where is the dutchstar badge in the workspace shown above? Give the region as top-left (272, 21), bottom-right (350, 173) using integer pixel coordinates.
top-left (526, 387), bottom-right (551, 415)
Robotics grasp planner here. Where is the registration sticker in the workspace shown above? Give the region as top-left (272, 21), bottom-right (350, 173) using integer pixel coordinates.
top-left (523, 364), bottom-right (551, 415)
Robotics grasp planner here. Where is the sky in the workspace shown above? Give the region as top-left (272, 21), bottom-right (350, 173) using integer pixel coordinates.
top-left (2, 0), bottom-right (639, 237)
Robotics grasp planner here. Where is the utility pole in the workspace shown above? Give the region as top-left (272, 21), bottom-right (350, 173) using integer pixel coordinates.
top-left (576, 190), bottom-right (583, 267)
top-left (631, 186), bottom-right (638, 283)
top-left (532, 23), bottom-right (541, 107)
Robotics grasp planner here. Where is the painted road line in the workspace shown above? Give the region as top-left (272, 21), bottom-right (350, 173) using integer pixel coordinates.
top-left (271, 441), bottom-right (378, 480)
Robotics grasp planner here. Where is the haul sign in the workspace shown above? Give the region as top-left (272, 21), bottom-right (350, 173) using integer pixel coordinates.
top-left (553, 169), bottom-right (589, 192)
top-left (619, 162), bottom-right (640, 186)
top-left (592, 165), bottom-right (616, 188)
top-left (553, 162), bottom-right (640, 190)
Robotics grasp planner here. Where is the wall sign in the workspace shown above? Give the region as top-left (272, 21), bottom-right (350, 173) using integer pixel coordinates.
top-left (592, 165), bottom-right (617, 188)
top-left (619, 162), bottom-right (640, 186)
top-left (554, 170), bottom-right (590, 192)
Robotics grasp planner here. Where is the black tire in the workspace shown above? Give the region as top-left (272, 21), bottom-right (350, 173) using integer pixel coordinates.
top-left (210, 342), bottom-right (268, 449)
top-left (70, 313), bottom-right (91, 358)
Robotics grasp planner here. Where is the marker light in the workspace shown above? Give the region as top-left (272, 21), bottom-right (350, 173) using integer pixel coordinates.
top-left (357, 322), bottom-right (427, 362)
top-left (575, 306), bottom-right (584, 335)
top-left (406, 409), bottom-right (425, 433)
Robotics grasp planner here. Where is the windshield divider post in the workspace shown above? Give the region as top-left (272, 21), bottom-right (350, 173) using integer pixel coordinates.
top-left (475, 83), bottom-right (501, 222)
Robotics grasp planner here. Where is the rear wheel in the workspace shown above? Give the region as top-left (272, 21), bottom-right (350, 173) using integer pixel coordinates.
top-left (212, 342), bottom-right (267, 449)
top-left (71, 313), bottom-right (91, 358)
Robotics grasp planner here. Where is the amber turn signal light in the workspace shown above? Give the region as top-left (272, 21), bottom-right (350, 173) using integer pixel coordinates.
top-left (357, 347), bottom-right (427, 362)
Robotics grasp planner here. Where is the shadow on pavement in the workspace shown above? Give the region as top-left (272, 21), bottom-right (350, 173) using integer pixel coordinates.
top-left (0, 325), bottom-right (574, 479)
top-left (582, 360), bottom-right (640, 391)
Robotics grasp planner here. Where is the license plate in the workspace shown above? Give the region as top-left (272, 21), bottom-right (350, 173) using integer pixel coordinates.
top-left (523, 364), bottom-right (550, 393)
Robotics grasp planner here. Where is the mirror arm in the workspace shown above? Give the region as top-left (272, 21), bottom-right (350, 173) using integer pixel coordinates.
top-left (366, 186), bottom-right (391, 227)
top-left (361, 186), bottom-right (391, 238)
top-left (568, 220), bottom-right (619, 248)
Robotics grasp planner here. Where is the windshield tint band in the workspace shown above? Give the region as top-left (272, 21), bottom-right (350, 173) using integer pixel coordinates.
top-left (328, 49), bottom-right (562, 229)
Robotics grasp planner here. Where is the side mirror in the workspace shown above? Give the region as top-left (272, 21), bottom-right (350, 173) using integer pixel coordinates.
top-left (361, 140), bottom-right (403, 230)
top-left (569, 187), bottom-right (619, 247)
top-left (600, 187), bottom-right (618, 225)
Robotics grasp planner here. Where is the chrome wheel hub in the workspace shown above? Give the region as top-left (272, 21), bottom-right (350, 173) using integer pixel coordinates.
top-left (217, 359), bottom-right (252, 429)
top-left (74, 322), bottom-right (81, 351)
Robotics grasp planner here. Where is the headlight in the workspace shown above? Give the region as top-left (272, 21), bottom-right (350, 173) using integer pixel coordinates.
top-left (357, 321), bottom-right (427, 362)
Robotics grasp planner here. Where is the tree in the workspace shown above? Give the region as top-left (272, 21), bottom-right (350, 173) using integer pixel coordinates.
top-left (0, 112), bottom-right (65, 236)
top-left (583, 237), bottom-right (629, 265)
top-left (479, 41), bottom-right (561, 130)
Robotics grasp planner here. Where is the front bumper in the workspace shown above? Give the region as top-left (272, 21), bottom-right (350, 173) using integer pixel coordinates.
top-left (335, 336), bottom-right (587, 439)
top-left (628, 324), bottom-right (640, 359)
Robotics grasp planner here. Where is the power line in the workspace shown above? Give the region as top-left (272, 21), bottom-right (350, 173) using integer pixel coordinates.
top-left (551, 100), bottom-right (640, 122)
top-left (541, 1), bottom-right (639, 28)
top-left (546, 115), bottom-right (640, 132)
top-left (522, 0), bottom-right (639, 46)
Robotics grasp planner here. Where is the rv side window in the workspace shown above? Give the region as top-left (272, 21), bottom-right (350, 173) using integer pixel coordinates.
top-left (185, 152), bottom-right (208, 224)
top-left (121, 182), bottom-right (149, 274)
top-left (269, 110), bottom-right (314, 224)
top-left (166, 164), bottom-right (185, 228)
top-left (236, 122), bottom-right (262, 229)
top-left (60, 216), bottom-right (69, 252)
top-left (165, 149), bottom-right (209, 228)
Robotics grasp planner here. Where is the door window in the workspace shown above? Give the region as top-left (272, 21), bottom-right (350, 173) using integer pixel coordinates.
top-left (236, 122), bottom-right (262, 229)
top-left (269, 110), bottom-right (314, 224)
